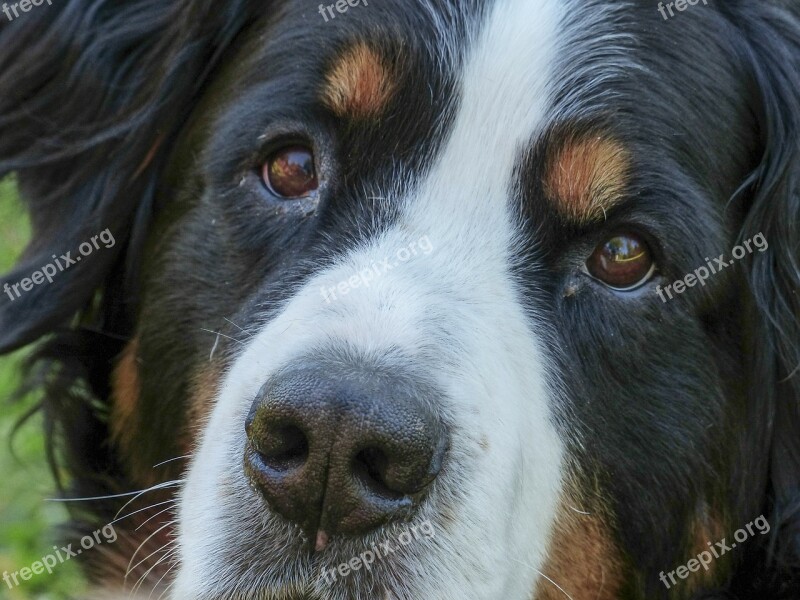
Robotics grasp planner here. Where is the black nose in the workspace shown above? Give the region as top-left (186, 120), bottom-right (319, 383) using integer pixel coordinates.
top-left (244, 365), bottom-right (447, 543)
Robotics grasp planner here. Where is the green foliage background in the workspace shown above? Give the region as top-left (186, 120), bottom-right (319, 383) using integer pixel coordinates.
top-left (0, 178), bottom-right (87, 599)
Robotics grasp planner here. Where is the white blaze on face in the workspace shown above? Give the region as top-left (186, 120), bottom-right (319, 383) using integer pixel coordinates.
top-left (174, 0), bottom-right (567, 598)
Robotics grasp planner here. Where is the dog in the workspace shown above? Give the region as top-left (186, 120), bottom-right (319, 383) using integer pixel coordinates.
top-left (1, 0), bottom-right (799, 598)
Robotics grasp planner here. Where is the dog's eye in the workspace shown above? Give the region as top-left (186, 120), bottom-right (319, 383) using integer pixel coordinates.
top-left (262, 145), bottom-right (318, 198)
top-left (586, 233), bottom-right (655, 290)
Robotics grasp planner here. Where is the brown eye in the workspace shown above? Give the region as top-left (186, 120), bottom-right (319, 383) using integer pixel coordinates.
top-left (586, 233), bottom-right (655, 290)
top-left (262, 145), bottom-right (318, 198)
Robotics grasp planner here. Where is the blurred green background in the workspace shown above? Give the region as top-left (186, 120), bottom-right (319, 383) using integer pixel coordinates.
top-left (0, 177), bottom-right (87, 599)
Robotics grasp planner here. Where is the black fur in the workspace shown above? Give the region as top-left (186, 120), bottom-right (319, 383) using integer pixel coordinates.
top-left (730, 1), bottom-right (800, 590)
top-left (0, 0), bottom-right (269, 584)
top-left (0, 0), bottom-right (798, 598)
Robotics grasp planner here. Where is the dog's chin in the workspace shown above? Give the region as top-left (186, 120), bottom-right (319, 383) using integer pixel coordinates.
top-left (197, 576), bottom-right (393, 600)
top-left (176, 532), bottom-right (422, 600)
top-left (259, 593), bottom-right (315, 600)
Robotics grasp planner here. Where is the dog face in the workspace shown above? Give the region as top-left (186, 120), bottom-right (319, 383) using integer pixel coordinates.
top-left (1, 1), bottom-right (799, 599)
top-left (160, 5), bottom-right (566, 597)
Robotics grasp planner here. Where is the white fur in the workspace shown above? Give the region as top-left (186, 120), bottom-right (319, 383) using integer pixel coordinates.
top-left (174, 0), bottom-right (567, 598)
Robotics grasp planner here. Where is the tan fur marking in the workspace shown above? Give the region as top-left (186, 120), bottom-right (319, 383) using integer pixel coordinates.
top-left (534, 497), bottom-right (623, 600)
top-left (544, 135), bottom-right (630, 225)
top-left (676, 505), bottom-right (728, 595)
top-left (322, 42), bottom-right (394, 118)
top-left (187, 362), bottom-right (225, 448)
top-left (110, 338), bottom-right (141, 467)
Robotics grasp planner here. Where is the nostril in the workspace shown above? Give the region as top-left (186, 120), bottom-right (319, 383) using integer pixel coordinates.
top-left (353, 447), bottom-right (409, 500)
top-left (257, 424), bottom-right (309, 471)
top-left (245, 366), bottom-right (448, 539)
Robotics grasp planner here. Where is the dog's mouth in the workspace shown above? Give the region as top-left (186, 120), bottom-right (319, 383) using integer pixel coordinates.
top-left (208, 525), bottom-right (431, 600)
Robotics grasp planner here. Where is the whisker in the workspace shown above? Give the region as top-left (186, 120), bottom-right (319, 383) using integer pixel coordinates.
top-left (155, 574), bottom-right (177, 600)
top-left (130, 541), bottom-right (176, 595)
top-left (114, 480), bottom-right (184, 522)
top-left (112, 499), bottom-right (176, 528)
top-left (223, 317), bottom-right (253, 338)
top-left (132, 548), bottom-right (177, 598)
top-left (45, 489), bottom-right (162, 503)
top-left (125, 520), bottom-right (175, 584)
top-left (509, 558), bottom-right (575, 600)
top-left (149, 559), bottom-right (178, 600)
top-left (131, 540), bottom-right (175, 592)
top-left (152, 455), bottom-right (192, 469)
top-left (136, 503), bottom-right (177, 532)
top-left (209, 331), bottom-right (221, 360)
top-left (200, 328), bottom-right (246, 345)
top-left (568, 506), bottom-right (591, 515)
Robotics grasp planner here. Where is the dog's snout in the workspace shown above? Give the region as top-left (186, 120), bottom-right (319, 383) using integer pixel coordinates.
top-left (244, 366), bottom-right (447, 542)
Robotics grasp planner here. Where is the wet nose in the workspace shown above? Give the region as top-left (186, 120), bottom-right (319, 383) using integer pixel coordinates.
top-left (244, 365), bottom-right (447, 543)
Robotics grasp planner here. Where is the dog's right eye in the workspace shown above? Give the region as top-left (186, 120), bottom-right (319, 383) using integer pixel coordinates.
top-left (261, 145), bottom-right (318, 199)
top-left (586, 232), bottom-right (655, 291)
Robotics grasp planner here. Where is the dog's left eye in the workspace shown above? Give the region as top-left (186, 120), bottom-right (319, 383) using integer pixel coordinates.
top-left (586, 233), bottom-right (655, 290)
top-left (261, 145), bottom-right (318, 199)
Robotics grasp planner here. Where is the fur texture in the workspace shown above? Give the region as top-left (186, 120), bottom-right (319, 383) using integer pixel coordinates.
top-left (0, 1), bottom-right (799, 599)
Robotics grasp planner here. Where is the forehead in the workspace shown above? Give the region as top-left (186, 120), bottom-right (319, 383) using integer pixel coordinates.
top-left (234, 0), bottom-right (743, 136)
top-left (211, 0), bottom-right (748, 228)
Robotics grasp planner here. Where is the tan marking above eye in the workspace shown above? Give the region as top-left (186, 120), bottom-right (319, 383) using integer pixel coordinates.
top-left (543, 133), bottom-right (631, 225)
top-left (321, 42), bottom-right (395, 118)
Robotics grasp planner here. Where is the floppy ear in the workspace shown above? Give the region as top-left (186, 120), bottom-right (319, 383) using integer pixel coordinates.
top-left (732, 1), bottom-right (800, 570)
top-left (0, 0), bottom-right (263, 353)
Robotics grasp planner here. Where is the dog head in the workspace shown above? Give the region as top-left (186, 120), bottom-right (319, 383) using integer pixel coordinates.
top-left (1, 1), bottom-right (799, 598)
